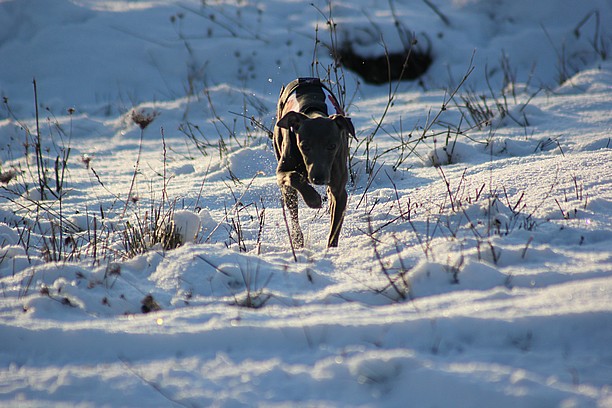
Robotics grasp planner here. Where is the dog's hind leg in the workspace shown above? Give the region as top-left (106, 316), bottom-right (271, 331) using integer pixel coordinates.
top-left (327, 186), bottom-right (347, 247)
top-left (282, 185), bottom-right (304, 248)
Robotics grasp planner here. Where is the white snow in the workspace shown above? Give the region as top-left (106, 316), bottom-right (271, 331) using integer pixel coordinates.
top-left (1, 0), bottom-right (611, 407)
top-left (172, 209), bottom-right (202, 244)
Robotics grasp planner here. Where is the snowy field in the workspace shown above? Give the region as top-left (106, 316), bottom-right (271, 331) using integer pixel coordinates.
top-left (1, 0), bottom-right (611, 406)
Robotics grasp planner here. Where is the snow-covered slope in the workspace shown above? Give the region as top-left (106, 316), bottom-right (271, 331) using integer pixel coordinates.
top-left (1, 1), bottom-right (611, 406)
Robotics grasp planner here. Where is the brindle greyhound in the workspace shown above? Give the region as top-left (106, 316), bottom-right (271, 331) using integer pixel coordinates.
top-left (273, 78), bottom-right (355, 248)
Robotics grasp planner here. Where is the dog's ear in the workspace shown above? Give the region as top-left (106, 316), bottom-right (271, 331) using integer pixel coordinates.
top-left (330, 114), bottom-right (356, 139)
top-left (277, 111), bottom-right (308, 130)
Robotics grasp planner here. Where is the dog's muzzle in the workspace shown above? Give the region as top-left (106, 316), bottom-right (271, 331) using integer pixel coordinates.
top-left (308, 168), bottom-right (330, 185)
top-left (310, 175), bottom-right (329, 185)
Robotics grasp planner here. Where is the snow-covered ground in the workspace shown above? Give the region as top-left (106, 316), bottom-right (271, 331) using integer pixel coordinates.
top-left (1, 0), bottom-right (611, 406)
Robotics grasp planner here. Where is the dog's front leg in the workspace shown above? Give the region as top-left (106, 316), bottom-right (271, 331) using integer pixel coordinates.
top-left (281, 185), bottom-right (304, 248)
top-left (327, 185), bottom-right (347, 247)
top-left (277, 171), bottom-right (322, 209)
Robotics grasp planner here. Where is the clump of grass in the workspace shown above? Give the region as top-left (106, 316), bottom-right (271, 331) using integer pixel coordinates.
top-left (0, 167), bottom-right (18, 184)
top-left (451, 53), bottom-right (541, 136)
top-left (231, 261), bottom-right (273, 309)
top-left (553, 173), bottom-right (589, 220)
top-left (2, 81), bottom-right (72, 201)
top-left (121, 205), bottom-right (183, 258)
top-left (0, 82), bottom-right (82, 264)
top-left (542, 9), bottom-right (610, 85)
top-left (368, 219), bottom-right (411, 302)
top-left (120, 127), bottom-right (196, 257)
top-left (2, 92), bottom-right (202, 265)
top-left (39, 285), bottom-right (76, 308)
top-left (141, 294), bottom-right (161, 313)
top-left (350, 52), bottom-right (478, 195)
top-left (118, 110), bottom-right (203, 258)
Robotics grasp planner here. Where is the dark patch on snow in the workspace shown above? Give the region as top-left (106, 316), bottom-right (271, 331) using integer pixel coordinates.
top-left (334, 41), bottom-right (432, 85)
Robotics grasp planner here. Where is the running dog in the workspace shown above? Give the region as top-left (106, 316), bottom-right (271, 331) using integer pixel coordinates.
top-left (273, 78), bottom-right (355, 247)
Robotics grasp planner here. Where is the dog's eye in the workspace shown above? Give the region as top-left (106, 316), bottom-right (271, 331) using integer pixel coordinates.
top-left (327, 144), bottom-right (337, 150)
top-left (300, 143), bottom-right (310, 152)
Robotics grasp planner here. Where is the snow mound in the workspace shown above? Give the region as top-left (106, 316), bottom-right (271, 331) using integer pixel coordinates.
top-left (172, 209), bottom-right (201, 244)
top-left (0, 0), bottom-right (611, 406)
top-left (408, 259), bottom-right (508, 298)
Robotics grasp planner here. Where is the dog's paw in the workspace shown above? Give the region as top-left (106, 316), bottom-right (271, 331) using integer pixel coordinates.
top-left (302, 187), bottom-right (322, 209)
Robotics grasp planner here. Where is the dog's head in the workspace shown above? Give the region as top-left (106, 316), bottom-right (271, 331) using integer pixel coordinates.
top-left (277, 111), bottom-right (355, 185)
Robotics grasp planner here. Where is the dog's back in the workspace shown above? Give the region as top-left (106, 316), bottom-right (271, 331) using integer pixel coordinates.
top-left (278, 78), bottom-right (344, 120)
